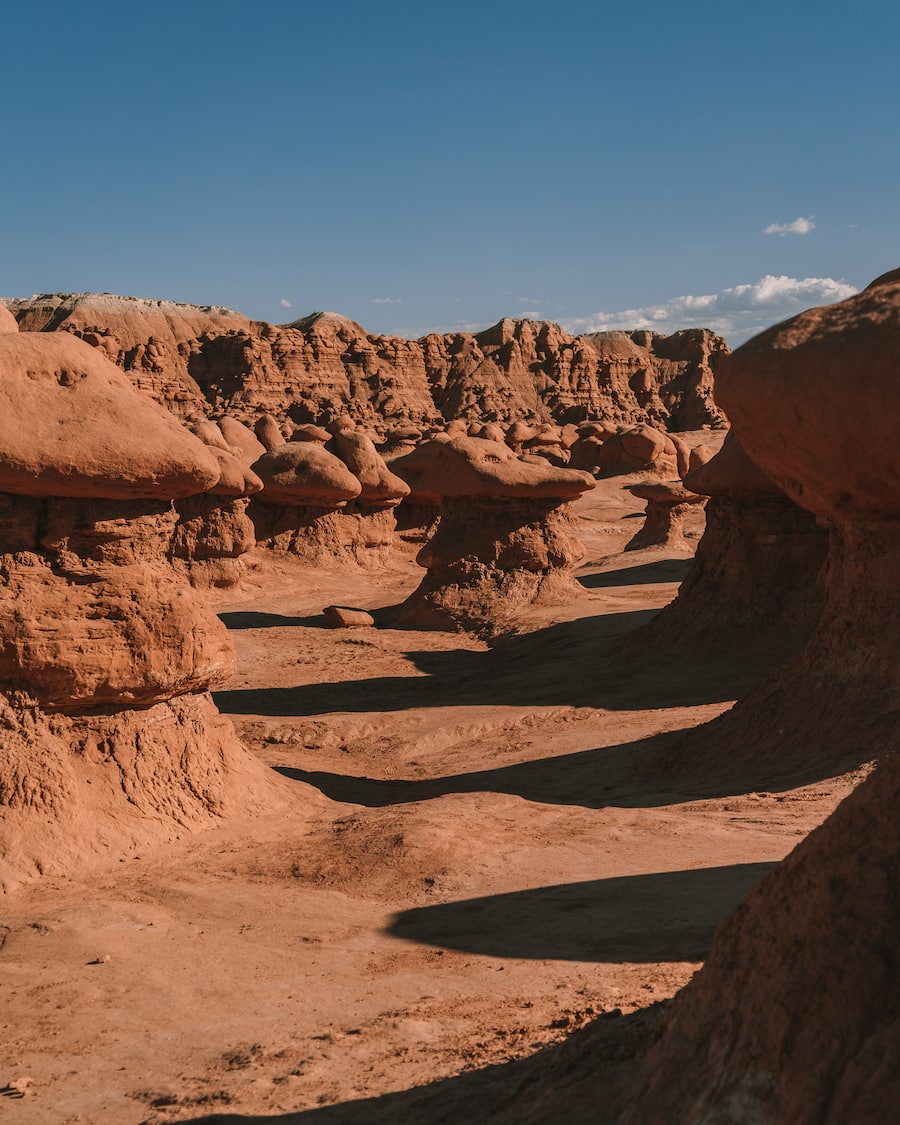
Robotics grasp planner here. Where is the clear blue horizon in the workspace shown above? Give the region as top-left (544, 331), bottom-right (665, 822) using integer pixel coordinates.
top-left (2, 1), bottom-right (897, 345)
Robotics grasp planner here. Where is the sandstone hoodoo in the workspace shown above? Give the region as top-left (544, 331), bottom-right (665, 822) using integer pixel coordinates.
top-left (249, 440), bottom-right (367, 564)
top-left (390, 436), bottom-right (594, 635)
top-left (171, 443), bottom-right (265, 589)
top-left (4, 293), bottom-right (729, 433)
top-left (633, 430), bottom-right (828, 654)
top-left (624, 480), bottom-right (706, 552)
top-left (703, 269), bottom-right (900, 773)
top-left (0, 333), bottom-right (280, 888)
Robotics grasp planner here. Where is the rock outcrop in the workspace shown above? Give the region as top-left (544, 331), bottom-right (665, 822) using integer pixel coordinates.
top-left (0, 333), bottom-right (281, 888)
top-left (390, 437), bottom-right (594, 635)
top-left (637, 432), bottom-right (828, 653)
top-left (624, 481), bottom-right (706, 552)
top-left (614, 752), bottom-right (900, 1124)
top-left (171, 445), bottom-right (264, 589)
top-left (3, 294), bottom-right (729, 432)
top-left (695, 269), bottom-right (900, 777)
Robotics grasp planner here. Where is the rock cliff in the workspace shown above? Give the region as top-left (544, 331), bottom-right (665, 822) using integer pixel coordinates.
top-left (3, 294), bottom-right (728, 430)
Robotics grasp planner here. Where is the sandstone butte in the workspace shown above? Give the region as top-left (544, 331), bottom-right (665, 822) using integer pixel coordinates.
top-left (1, 292), bottom-right (728, 432)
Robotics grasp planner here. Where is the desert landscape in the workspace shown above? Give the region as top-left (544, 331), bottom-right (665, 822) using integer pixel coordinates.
top-left (0, 269), bottom-right (896, 1123)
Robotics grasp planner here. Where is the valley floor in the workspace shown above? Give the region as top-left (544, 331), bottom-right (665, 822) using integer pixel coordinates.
top-left (0, 468), bottom-right (860, 1124)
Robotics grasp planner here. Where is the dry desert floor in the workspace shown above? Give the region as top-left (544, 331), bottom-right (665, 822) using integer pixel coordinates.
top-left (0, 460), bottom-right (863, 1123)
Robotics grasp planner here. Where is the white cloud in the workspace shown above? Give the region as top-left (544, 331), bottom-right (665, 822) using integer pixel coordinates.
top-left (560, 275), bottom-right (858, 345)
top-left (764, 216), bottom-right (816, 236)
top-left (519, 310), bottom-right (543, 319)
top-left (279, 298), bottom-right (293, 308)
top-left (373, 297), bottom-right (402, 304)
top-left (517, 296), bottom-right (541, 304)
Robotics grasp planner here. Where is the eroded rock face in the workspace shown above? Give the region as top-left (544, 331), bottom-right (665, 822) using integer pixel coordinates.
top-left (620, 753), bottom-right (900, 1124)
top-left (0, 333), bottom-right (281, 887)
top-left (171, 447), bottom-right (264, 589)
top-left (624, 481), bottom-right (706, 552)
top-left (391, 437), bottom-right (594, 634)
top-left (4, 294), bottom-right (729, 431)
top-left (634, 432), bottom-right (828, 652)
top-left (698, 271), bottom-right (900, 774)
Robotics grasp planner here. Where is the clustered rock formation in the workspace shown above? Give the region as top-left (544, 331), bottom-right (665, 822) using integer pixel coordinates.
top-left (3, 293), bottom-right (728, 431)
top-left (0, 331), bottom-right (281, 888)
top-left (390, 437), bottom-right (594, 636)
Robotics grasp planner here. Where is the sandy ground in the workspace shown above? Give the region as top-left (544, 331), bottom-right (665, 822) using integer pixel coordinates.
top-left (0, 458), bottom-right (862, 1123)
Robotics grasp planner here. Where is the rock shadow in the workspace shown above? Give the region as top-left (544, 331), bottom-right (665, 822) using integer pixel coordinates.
top-left (218, 611), bottom-right (329, 630)
top-left (387, 863), bottom-right (776, 963)
top-left (273, 730), bottom-right (688, 810)
top-left (214, 609), bottom-right (769, 719)
top-left (578, 557), bottom-right (693, 588)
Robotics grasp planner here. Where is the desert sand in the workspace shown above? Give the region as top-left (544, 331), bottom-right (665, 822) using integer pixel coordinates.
top-left (1, 444), bottom-right (868, 1124)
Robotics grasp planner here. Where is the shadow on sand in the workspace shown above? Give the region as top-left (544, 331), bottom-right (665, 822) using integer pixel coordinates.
top-left (213, 608), bottom-right (775, 720)
top-left (578, 557), bottom-right (693, 589)
top-left (387, 862), bottom-right (775, 963)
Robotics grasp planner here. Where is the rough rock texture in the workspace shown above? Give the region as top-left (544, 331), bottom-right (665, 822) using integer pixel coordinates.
top-left (597, 422), bottom-right (681, 477)
top-left (0, 333), bottom-right (284, 886)
top-left (631, 433), bottom-right (828, 653)
top-left (391, 438), bottom-right (594, 635)
top-left (248, 442), bottom-right (394, 566)
top-left (624, 481), bottom-right (706, 552)
top-left (619, 752), bottom-right (900, 1124)
top-left (4, 294), bottom-right (729, 431)
top-left (170, 449), bottom-right (263, 589)
top-left (2, 292), bottom-right (251, 416)
top-left (691, 270), bottom-right (900, 779)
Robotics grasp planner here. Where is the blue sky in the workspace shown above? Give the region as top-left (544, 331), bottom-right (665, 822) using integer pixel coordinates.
top-left (2, 1), bottom-right (897, 344)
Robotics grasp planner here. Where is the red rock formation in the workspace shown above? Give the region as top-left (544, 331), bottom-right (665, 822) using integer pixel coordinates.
top-left (620, 753), bottom-right (900, 1124)
top-left (391, 437), bottom-right (594, 635)
top-left (624, 481), bottom-right (706, 552)
top-left (630, 432), bottom-right (828, 655)
top-left (4, 294), bottom-right (729, 432)
top-left (0, 333), bottom-right (282, 887)
top-left (171, 447), bottom-right (264, 589)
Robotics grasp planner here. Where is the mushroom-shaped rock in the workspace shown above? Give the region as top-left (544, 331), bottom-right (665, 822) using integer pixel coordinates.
top-left (391, 437), bottom-right (594, 635)
top-left (445, 419), bottom-right (468, 437)
top-left (215, 415), bottom-right (267, 465)
top-left (248, 443), bottom-right (402, 565)
top-left (171, 449), bottom-right (264, 589)
top-left (0, 333), bottom-right (283, 885)
top-left (254, 413), bottom-right (285, 452)
top-left (0, 301), bottom-right (19, 333)
top-left (625, 480), bottom-right (707, 552)
top-left (505, 420), bottom-right (537, 450)
top-left (628, 431), bottom-right (827, 656)
top-left (0, 333), bottom-right (220, 499)
top-left (252, 443), bottom-right (361, 507)
top-left (697, 270), bottom-right (900, 775)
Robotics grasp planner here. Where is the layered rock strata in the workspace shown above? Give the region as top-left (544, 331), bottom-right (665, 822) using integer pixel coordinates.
top-left (0, 333), bottom-right (280, 887)
top-left (3, 294), bottom-right (729, 431)
top-left (391, 437), bottom-right (594, 635)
